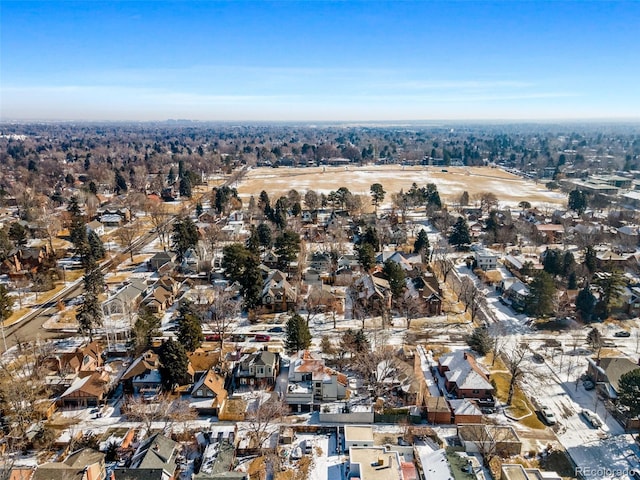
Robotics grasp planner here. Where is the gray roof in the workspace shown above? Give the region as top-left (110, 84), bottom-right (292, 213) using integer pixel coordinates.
top-left (113, 469), bottom-right (166, 480)
top-left (597, 357), bottom-right (640, 392)
top-left (129, 433), bottom-right (178, 476)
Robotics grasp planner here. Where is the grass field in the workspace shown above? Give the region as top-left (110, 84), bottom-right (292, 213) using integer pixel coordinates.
top-left (236, 165), bottom-right (567, 209)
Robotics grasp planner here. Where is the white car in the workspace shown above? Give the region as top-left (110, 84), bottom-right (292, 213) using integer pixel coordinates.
top-left (539, 405), bottom-right (557, 425)
top-left (581, 409), bottom-right (603, 428)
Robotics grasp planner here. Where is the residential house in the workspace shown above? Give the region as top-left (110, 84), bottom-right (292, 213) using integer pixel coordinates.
top-left (113, 433), bottom-right (180, 480)
top-left (305, 284), bottom-right (344, 315)
top-left (234, 350), bottom-right (279, 389)
top-left (142, 285), bottom-right (175, 314)
top-left (32, 449), bottom-right (106, 480)
top-left (348, 447), bottom-right (403, 480)
top-left (98, 207), bottom-right (130, 225)
top-left (121, 351), bottom-right (162, 396)
top-left (180, 247), bottom-right (202, 273)
top-left (86, 220), bottom-right (105, 236)
top-left (625, 285), bottom-right (640, 315)
top-left (285, 350), bottom-right (348, 412)
top-left (220, 221), bottom-right (248, 241)
top-left (161, 186), bottom-right (178, 202)
top-left (617, 225), bottom-right (639, 252)
top-left (334, 265), bottom-right (355, 286)
top-left (458, 424), bottom-right (522, 457)
top-left (474, 248), bottom-right (498, 271)
top-left (468, 221), bottom-right (483, 241)
top-left (261, 269), bottom-right (297, 313)
top-left (500, 278), bottom-right (530, 311)
top-left (0, 246), bottom-right (51, 278)
top-left (353, 273), bottom-right (392, 314)
top-left (194, 435), bottom-right (244, 480)
top-left (376, 251), bottom-right (422, 272)
top-left (155, 275), bottom-right (181, 296)
top-left (102, 279), bottom-right (148, 317)
top-left (308, 251), bottom-right (333, 274)
top-left (57, 371), bottom-right (110, 408)
top-left (586, 356), bottom-right (640, 400)
top-left (148, 252), bottom-right (177, 272)
top-left (411, 274), bottom-right (443, 316)
top-left (303, 267), bottom-right (321, 285)
top-left (261, 250), bottom-right (280, 269)
top-left (187, 348), bottom-right (220, 374)
top-left (301, 210), bottom-right (315, 223)
top-left (337, 254), bottom-right (360, 271)
top-left (596, 250), bottom-right (632, 263)
top-left (449, 399), bottom-right (483, 424)
top-left (190, 369), bottom-right (228, 416)
top-left (534, 223), bottom-right (565, 244)
top-left (501, 464), bottom-right (562, 480)
top-left (423, 396), bottom-right (452, 425)
top-left (502, 254), bottom-right (542, 277)
top-left (198, 209), bottom-right (219, 224)
top-left (437, 351), bottom-right (494, 401)
top-left (7, 467), bottom-right (35, 480)
top-left (326, 210), bottom-right (351, 232)
top-left (344, 426), bottom-right (374, 449)
top-left (48, 341), bottom-right (103, 376)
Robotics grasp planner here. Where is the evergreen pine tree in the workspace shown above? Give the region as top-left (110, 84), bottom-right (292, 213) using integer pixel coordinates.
top-left (449, 217), bottom-right (471, 250)
top-left (158, 339), bottom-right (190, 390)
top-left (177, 313), bottom-right (204, 352)
top-left (285, 313), bottom-right (312, 354)
top-left (413, 229), bottom-right (430, 261)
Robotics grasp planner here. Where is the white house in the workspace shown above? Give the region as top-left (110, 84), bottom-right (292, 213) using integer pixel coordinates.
top-left (474, 248), bottom-right (498, 271)
top-left (285, 350), bottom-right (348, 412)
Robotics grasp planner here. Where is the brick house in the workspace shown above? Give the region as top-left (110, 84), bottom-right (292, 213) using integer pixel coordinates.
top-left (438, 351), bottom-right (493, 401)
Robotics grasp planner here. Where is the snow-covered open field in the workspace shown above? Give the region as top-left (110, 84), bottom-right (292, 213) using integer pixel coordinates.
top-left (236, 165), bottom-right (567, 208)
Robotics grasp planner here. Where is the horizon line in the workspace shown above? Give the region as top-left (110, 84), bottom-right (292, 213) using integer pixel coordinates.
top-left (2, 117), bottom-right (640, 125)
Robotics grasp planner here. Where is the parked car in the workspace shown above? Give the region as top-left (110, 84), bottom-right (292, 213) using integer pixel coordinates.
top-left (532, 353), bottom-right (544, 363)
top-left (205, 334), bottom-right (222, 342)
top-left (268, 326), bottom-right (284, 333)
top-left (581, 409), bottom-right (603, 428)
top-left (583, 379), bottom-right (595, 390)
top-left (255, 334), bottom-right (271, 342)
top-left (614, 330), bottom-right (631, 337)
top-left (230, 334), bottom-right (247, 342)
top-left (539, 405), bottom-right (557, 425)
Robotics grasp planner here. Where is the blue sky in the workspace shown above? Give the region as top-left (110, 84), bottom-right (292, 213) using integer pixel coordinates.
top-left (1, 1), bottom-right (639, 121)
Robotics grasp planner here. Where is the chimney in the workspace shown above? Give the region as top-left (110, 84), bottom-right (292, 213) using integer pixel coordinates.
top-left (377, 456), bottom-right (384, 466)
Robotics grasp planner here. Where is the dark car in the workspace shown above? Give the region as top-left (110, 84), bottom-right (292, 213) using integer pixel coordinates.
top-left (268, 326), bottom-right (284, 333)
top-left (205, 334), bottom-right (222, 342)
top-left (583, 380), bottom-right (595, 390)
top-left (614, 330), bottom-right (631, 337)
top-left (255, 334), bottom-right (271, 342)
top-left (532, 353), bottom-right (544, 363)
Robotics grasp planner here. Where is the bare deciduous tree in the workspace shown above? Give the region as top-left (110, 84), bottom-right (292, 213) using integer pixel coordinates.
top-left (352, 345), bottom-right (412, 401)
top-left (203, 224), bottom-right (222, 266)
top-left (208, 288), bottom-right (239, 352)
top-left (464, 423), bottom-right (516, 467)
top-left (458, 277), bottom-right (487, 323)
top-left (504, 344), bottom-right (528, 405)
top-left (244, 395), bottom-right (289, 449)
top-left (399, 293), bottom-right (424, 329)
top-left (122, 393), bottom-right (196, 438)
top-left (115, 223), bottom-right (139, 262)
top-left (433, 244), bottom-right (455, 283)
top-left (149, 202), bottom-right (170, 250)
